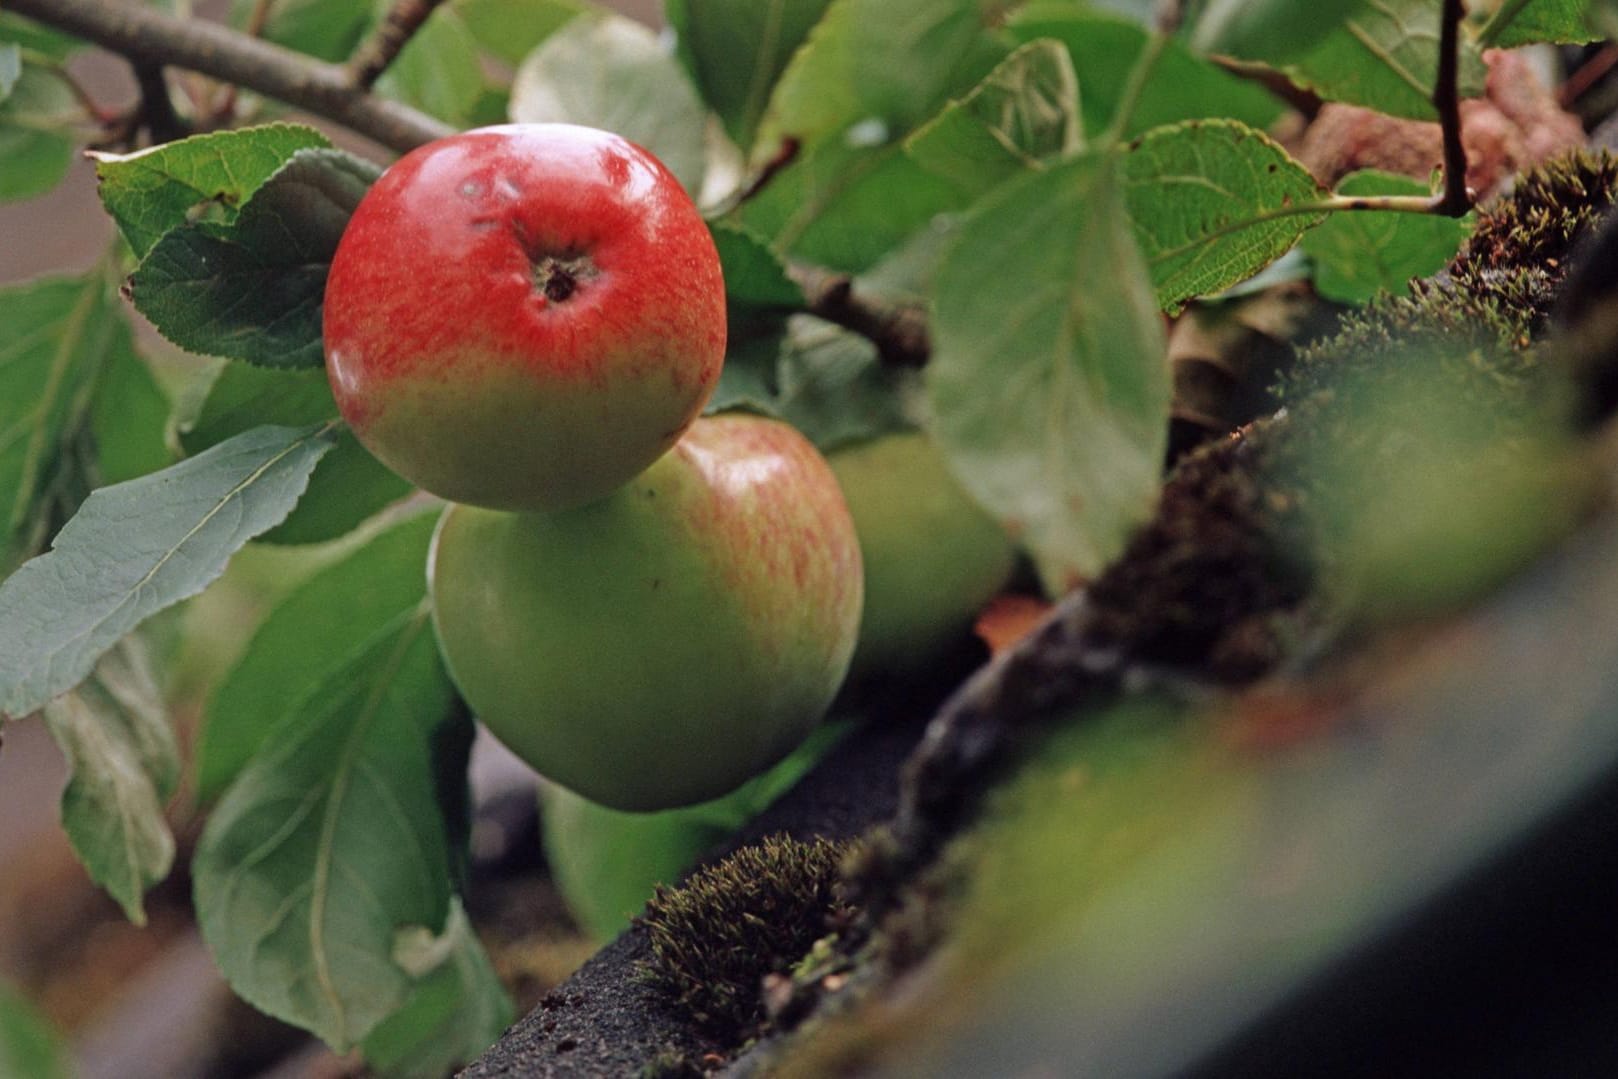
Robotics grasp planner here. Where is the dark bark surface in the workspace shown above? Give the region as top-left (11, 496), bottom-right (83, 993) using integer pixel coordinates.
top-left (461, 709), bottom-right (933, 1077)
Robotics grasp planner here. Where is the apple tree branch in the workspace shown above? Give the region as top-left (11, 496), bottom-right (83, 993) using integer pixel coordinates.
top-left (347, 0), bottom-right (451, 91)
top-left (5, 0), bottom-right (453, 153)
top-left (789, 265), bottom-right (931, 369)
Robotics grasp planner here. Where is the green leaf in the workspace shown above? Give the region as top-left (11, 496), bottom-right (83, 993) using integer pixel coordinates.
top-left (91, 345), bottom-right (172, 488)
top-left (359, 901), bottom-right (514, 1077)
top-left (904, 38), bottom-right (1081, 202)
top-left (128, 148), bottom-right (378, 369)
top-left (0, 13), bottom-right (81, 60)
top-left (753, 0), bottom-right (1009, 159)
top-left (196, 511), bottom-right (437, 801)
top-left (1082, 0), bottom-right (1157, 23)
top-left (90, 124), bottom-right (332, 260)
top-left (43, 636), bottom-right (177, 925)
top-left (192, 601), bottom-right (457, 1050)
top-left (774, 316), bottom-right (914, 451)
top-left (709, 310), bottom-right (790, 414)
top-left (732, 0), bottom-right (1015, 272)
top-left (666, 0), bottom-right (835, 150)
top-left (712, 221), bottom-right (804, 309)
top-left (927, 153), bottom-right (1169, 595)
top-left (467, 83), bottom-right (511, 127)
top-left (510, 12), bottom-right (709, 194)
top-left (1, 274), bottom-right (154, 570)
top-left (1300, 169), bottom-right (1471, 304)
top-left (708, 311), bottom-right (915, 450)
top-left (379, 7), bottom-right (485, 127)
top-left (852, 215), bottom-right (961, 308)
top-left (1007, 7), bottom-right (1284, 141)
top-left (456, 0), bottom-right (584, 67)
top-left (707, 220), bottom-right (804, 413)
top-left (1283, 0), bottom-right (1487, 121)
top-left (1480, 0), bottom-right (1600, 46)
top-left (232, 0), bottom-right (371, 61)
top-left (735, 137), bottom-right (963, 272)
top-left (1123, 119), bottom-right (1326, 313)
top-left (0, 44), bottom-right (20, 103)
top-left (180, 364), bottom-right (409, 546)
top-left (0, 62), bottom-right (77, 202)
top-left (1190, 0), bottom-right (1362, 62)
top-left (0, 424), bottom-right (336, 721)
top-left (0, 982), bottom-right (72, 1079)
top-left (736, 24), bottom-right (1085, 273)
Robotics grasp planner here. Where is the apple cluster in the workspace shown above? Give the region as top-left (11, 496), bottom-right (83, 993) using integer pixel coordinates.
top-left (324, 124), bottom-right (864, 810)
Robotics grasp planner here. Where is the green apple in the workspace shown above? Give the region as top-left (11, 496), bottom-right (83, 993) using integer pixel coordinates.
top-left (429, 414), bottom-right (863, 811)
top-left (324, 123), bottom-right (726, 512)
top-left (542, 723), bottom-right (848, 941)
top-left (829, 431), bottom-right (1017, 677)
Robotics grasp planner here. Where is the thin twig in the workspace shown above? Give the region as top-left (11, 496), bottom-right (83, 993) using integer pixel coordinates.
top-left (1102, 28), bottom-right (1172, 147)
top-left (1211, 56), bottom-right (1324, 120)
top-left (131, 61), bottom-right (188, 143)
top-left (244, 0), bottom-right (277, 37)
top-left (348, 0), bottom-right (448, 91)
top-left (1147, 192), bottom-right (1458, 265)
top-left (207, 0), bottom-right (279, 125)
top-left (736, 137), bottom-right (801, 205)
top-left (1560, 44), bottom-right (1618, 109)
top-left (789, 264), bottom-right (930, 369)
top-left (22, 50), bottom-right (118, 123)
top-left (1432, 0), bottom-right (1472, 218)
top-left (776, 189), bottom-right (1451, 369)
top-left (1154, 0), bottom-right (1186, 35)
top-left (5, 0), bottom-right (452, 153)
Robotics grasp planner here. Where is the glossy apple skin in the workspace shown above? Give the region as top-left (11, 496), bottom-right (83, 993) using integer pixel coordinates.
top-left (429, 414), bottom-right (863, 811)
top-left (324, 123), bottom-right (725, 511)
top-left (829, 431), bottom-right (1016, 677)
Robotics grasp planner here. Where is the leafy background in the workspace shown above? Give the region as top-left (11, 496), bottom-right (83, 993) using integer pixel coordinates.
top-left (0, 1), bottom-right (663, 1072)
top-left (0, 0), bottom-right (1601, 1073)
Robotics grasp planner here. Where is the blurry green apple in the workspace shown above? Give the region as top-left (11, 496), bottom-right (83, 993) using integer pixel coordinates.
top-left (542, 723), bottom-right (848, 941)
top-left (829, 431), bottom-right (1017, 677)
top-left (429, 414), bottom-right (863, 811)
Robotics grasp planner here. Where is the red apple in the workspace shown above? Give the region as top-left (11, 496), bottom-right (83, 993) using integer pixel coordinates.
top-left (323, 123), bottom-right (726, 511)
top-left (428, 414), bottom-right (863, 811)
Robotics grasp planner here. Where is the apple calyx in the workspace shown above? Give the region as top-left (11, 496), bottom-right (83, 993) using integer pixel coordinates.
top-left (530, 251), bottom-right (596, 304)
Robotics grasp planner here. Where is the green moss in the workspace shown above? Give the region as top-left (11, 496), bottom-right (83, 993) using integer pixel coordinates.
top-left (637, 1048), bottom-right (706, 1078)
top-left (1283, 150), bottom-right (1618, 406)
top-left (1464, 150), bottom-right (1618, 284)
top-left (1256, 153), bottom-right (1615, 625)
top-left (1083, 430), bottom-right (1312, 683)
top-left (769, 697), bottom-right (1218, 1077)
top-left (638, 835), bottom-right (855, 1043)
